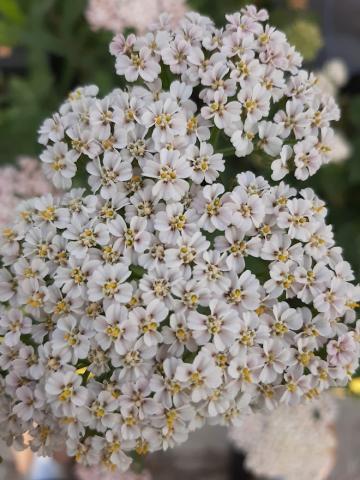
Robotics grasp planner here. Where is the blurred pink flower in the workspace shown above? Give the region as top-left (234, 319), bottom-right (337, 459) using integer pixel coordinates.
top-left (86, 0), bottom-right (187, 33)
top-left (0, 157), bottom-right (54, 226)
top-left (76, 465), bottom-right (152, 480)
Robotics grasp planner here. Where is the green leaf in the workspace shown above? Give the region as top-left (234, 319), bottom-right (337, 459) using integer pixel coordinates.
top-left (349, 96), bottom-right (360, 129)
top-left (60, 0), bottom-right (86, 34)
top-left (0, 0), bottom-right (24, 24)
top-left (348, 139), bottom-right (360, 185)
top-left (0, 20), bottom-right (21, 45)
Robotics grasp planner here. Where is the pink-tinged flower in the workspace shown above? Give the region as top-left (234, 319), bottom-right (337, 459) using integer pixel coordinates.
top-left (87, 0), bottom-right (187, 34)
top-left (237, 84), bottom-right (271, 122)
top-left (201, 90), bottom-right (241, 129)
top-left (314, 277), bottom-right (347, 319)
top-left (258, 339), bottom-right (293, 384)
top-left (327, 334), bottom-right (357, 366)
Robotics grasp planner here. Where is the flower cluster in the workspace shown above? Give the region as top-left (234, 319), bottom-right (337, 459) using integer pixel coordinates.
top-left (0, 5), bottom-right (358, 474)
top-left (86, 0), bottom-right (187, 34)
top-left (109, 6), bottom-right (340, 181)
top-left (229, 394), bottom-right (337, 480)
top-left (0, 157), bottom-right (54, 227)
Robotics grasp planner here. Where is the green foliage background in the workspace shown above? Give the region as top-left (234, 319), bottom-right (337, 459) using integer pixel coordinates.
top-left (0, 0), bottom-right (359, 279)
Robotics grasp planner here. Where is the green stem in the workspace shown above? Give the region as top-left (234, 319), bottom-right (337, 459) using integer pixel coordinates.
top-left (218, 146), bottom-right (236, 157)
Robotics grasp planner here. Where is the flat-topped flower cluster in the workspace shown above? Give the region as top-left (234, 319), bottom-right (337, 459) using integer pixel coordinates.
top-left (109, 6), bottom-right (340, 181)
top-left (0, 5), bottom-right (358, 474)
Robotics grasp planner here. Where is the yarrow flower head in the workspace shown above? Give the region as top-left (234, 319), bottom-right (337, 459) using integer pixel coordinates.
top-left (229, 394), bottom-right (337, 480)
top-left (0, 157), bottom-right (55, 227)
top-left (86, 0), bottom-right (187, 34)
top-left (0, 5), bottom-right (358, 474)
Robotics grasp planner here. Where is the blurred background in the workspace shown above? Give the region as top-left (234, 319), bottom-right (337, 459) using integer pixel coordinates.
top-left (0, 0), bottom-right (360, 479)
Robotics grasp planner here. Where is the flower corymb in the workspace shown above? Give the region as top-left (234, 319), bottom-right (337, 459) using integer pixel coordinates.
top-left (0, 4), bottom-right (358, 474)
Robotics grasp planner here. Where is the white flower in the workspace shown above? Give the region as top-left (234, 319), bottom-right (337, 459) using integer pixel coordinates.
top-left (78, 388), bottom-right (119, 431)
top-left (224, 271), bottom-right (261, 312)
top-left (115, 47), bottom-right (161, 82)
top-left (277, 198), bottom-right (312, 242)
top-left (162, 312), bottom-right (197, 356)
top-left (120, 378), bottom-right (161, 419)
top-left (142, 97), bottom-right (186, 145)
top-left (193, 251), bottom-right (230, 294)
top-left (52, 315), bottom-right (91, 362)
top-left (150, 357), bottom-right (187, 408)
top-left (88, 263), bottom-right (132, 305)
top-left (13, 386), bottom-right (40, 422)
top-left (295, 258), bottom-right (332, 304)
top-left (293, 137), bottom-right (321, 180)
top-left (271, 145), bottom-right (292, 181)
top-left (176, 353), bottom-right (223, 402)
top-left (109, 216), bottom-right (151, 258)
top-left (188, 300), bottom-right (239, 351)
top-left (54, 256), bottom-right (99, 297)
top-left (193, 183), bottom-right (231, 232)
top-left (129, 300), bottom-right (168, 347)
top-left (231, 120), bottom-right (257, 157)
top-left (65, 220), bottom-right (110, 258)
top-left (201, 90), bottom-right (241, 129)
top-left (314, 277), bottom-right (347, 320)
top-left (229, 186), bottom-right (265, 231)
top-left (139, 266), bottom-right (180, 308)
top-left (0, 5), bottom-right (357, 474)
top-left (186, 142), bottom-right (224, 184)
top-left (257, 121), bottom-right (282, 156)
top-left (154, 203), bottom-right (195, 245)
top-left (0, 309), bottom-right (31, 347)
top-left (162, 37), bottom-right (190, 74)
top-left (46, 370), bottom-right (88, 416)
top-left (258, 339), bottom-right (292, 384)
top-left (215, 226), bottom-right (261, 274)
top-left (143, 149), bottom-right (191, 202)
top-left (41, 142), bottom-right (78, 189)
top-left (238, 84), bottom-right (271, 122)
top-left (87, 152), bottom-right (132, 196)
top-left (264, 302), bottom-right (302, 341)
top-left (165, 232), bottom-right (209, 277)
top-left (327, 334), bottom-right (357, 367)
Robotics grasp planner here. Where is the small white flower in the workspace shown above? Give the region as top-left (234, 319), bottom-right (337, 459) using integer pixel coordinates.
top-left (88, 263), bottom-right (132, 306)
top-left (188, 300), bottom-right (239, 351)
top-left (176, 353), bottom-right (223, 402)
top-left (129, 300), bottom-right (168, 347)
top-left (143, 149), bottom-right (191, 202)
top-left (46, 370), bottom-right (88, 416)
top-left (0, 309), bottom-right (31, 347)
top-left (115, 47), bottom-right (161, 82)
top-left (186, 142), bottom-right (224, 184)
top-left (41, 142), bottom-right (78, 189)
